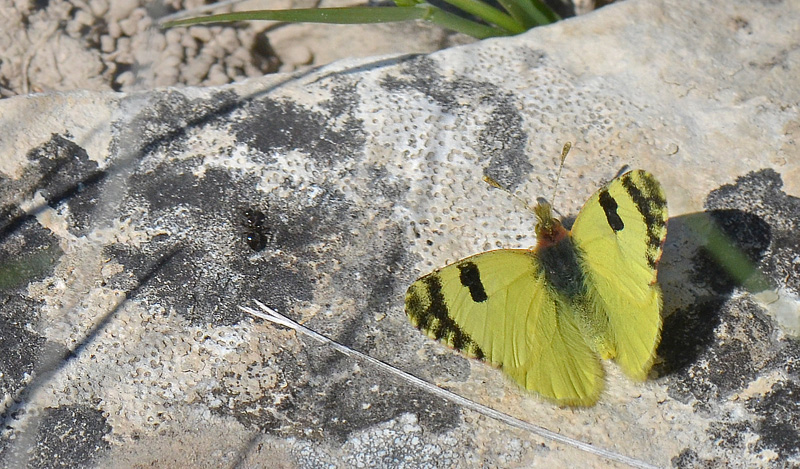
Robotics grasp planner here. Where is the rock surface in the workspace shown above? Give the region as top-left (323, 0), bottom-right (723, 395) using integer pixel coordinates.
top-left (1, 0), bottom-right (799, 467)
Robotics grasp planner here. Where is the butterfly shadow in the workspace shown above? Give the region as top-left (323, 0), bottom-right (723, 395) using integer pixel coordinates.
top-left (653, 209), bottom-right (773, 378)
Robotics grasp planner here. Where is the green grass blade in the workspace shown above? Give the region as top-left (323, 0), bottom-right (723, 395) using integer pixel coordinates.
top-left (689, 214), bottom-right (775, 294)
top-left (162, 5), bottom-right (509, 38)
top-left (494, 0), bottom-right (537, 29)
top-left (495, 0), bottom-right (559, 28)
top-left (438, 0), bottom-right (525, 34)
top-left (163, 7), bottom-right (429, 27)
top-left (524, 0), bottom-right (562, 23)
top-left (419, 5), bottom-right (513, 37)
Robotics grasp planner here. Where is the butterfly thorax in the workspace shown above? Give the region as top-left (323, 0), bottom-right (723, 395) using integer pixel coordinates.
top-left (535, 232), bottom-right (585, 300)
top-left (531, 203), bottom-right (584, 299)
top-left (534, 202), bottom-right (569, 248)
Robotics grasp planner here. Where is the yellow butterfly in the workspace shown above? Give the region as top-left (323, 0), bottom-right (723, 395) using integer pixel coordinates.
top-left (405, 168), bottom-right (668, 406)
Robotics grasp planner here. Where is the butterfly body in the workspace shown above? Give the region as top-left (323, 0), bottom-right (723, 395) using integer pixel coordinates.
top-left (405, 170), bottom-right (668, 406)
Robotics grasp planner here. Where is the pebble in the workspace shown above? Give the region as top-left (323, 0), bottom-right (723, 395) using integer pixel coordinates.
top-left (181, 31), bottom-right (199, 50)
top-left (118, 16), bottom-right (139, 37)
top-left (107, 21), bottom-right (122, 39)
top-left (281, 44), bottom-right (313, 67)
top-left (217, 28), bottom-right (240, 55)
top-left (115, 37), bottom-right (132, 61)
top-left (89, 0), bottom-right (109, 17)
top-left (115, 70), bottom-right (135, 88)
top-left (100, 35), bottom-right (116, 53)
top-left (107, 0), bottom-right (139, 22)
top-left (189, 26), bottom-right (212, 43)
top-left (207, 63), bottom-right (230, 86)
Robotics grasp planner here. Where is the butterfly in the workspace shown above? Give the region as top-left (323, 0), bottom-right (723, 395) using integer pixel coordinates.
top-left (405, 169), bottom-right (668, 406)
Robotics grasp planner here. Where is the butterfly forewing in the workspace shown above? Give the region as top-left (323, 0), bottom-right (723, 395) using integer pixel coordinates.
top-left (570, 170), bottom-right (668, 381)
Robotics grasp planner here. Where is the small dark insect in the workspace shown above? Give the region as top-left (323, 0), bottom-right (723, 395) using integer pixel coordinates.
top-left (241, 208), bottom-right (270, 251)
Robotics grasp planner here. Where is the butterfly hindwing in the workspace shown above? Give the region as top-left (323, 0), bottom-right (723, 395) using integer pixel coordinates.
top-left (405, 250), bottom-right (604, 406)
top-left (571, 170), bottom-right (668, 381)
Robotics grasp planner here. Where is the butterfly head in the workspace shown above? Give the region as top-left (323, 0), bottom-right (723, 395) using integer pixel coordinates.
top-left (534, 202), bottom-right (569, 248)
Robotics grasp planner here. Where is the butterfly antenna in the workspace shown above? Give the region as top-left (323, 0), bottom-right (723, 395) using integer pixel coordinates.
top-left (482, 175), bottom-right (536, 213)
top-left (549, 142), bottom-right (572, 207)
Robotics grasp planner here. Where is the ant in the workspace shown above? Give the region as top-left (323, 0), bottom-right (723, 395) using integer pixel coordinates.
top-left (241, 208), bottom-right (270, 251)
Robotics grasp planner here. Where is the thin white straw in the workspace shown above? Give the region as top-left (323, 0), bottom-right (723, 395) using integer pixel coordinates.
top-left (240, 301), bottom-right (661, 469)
top-left (158, 0), bottom-right (246, 24)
